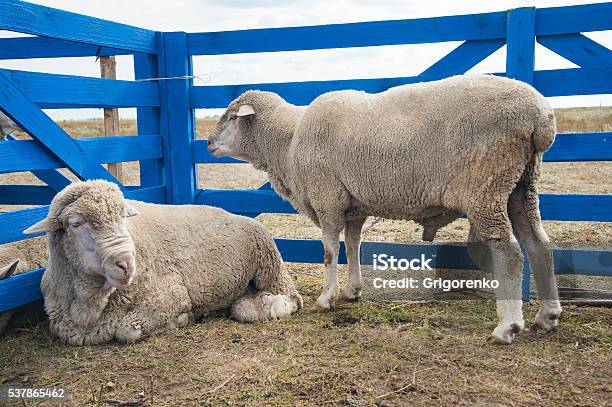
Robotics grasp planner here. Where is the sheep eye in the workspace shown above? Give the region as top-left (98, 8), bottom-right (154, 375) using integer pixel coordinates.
top-left (69, 222), bottom-right (81, 228)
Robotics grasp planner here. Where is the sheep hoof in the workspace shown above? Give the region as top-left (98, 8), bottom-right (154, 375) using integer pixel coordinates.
top-left (340, 286), bottom-right (362, 301)
top-left (487, 322), bottom-right (523, 345)
top-left (315, 294), bottom-right (335, 310)
top-left (269, 295), bottom-right (298, 320)
top-left (531, 310), bottom-right (560, 332)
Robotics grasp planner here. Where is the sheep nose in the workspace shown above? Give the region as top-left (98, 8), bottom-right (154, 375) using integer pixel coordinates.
top-left (115, 260), bottom-right (132, 277)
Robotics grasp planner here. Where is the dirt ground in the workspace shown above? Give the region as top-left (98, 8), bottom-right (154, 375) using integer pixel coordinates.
top-left (0, 107), bottom-right (610, 406)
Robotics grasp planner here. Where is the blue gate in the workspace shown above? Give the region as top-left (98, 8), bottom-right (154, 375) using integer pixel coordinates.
top-left (0, 0), bottom-right (610, 311)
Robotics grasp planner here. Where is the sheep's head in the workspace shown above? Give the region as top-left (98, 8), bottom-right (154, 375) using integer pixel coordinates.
top-left (207, 98), bottom-right (256, 161)
top-left (208, 90), bottom-right (287, 164)
top-left (24, 181), bottom-right (140, 290)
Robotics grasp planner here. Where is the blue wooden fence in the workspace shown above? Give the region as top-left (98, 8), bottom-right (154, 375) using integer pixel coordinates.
top-left (0, 0), bottom-right (610, 311)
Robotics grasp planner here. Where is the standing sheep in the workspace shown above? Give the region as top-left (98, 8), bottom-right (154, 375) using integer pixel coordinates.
top-left (23, 180), bottom-right (302, 345)
top-left (0, 237), bottom-right (48, 335)
top-left (207, 74), bottom-right (562, 344)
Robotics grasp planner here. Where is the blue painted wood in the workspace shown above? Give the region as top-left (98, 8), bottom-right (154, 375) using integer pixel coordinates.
top-left (544, 133), bottom-right (611, 162)
top-left (0, 0), bottom-right (156, 53)
top-left (0, 36), bottom-right (131, 60)
top-left (134, 53), bottom-right (165, 189)
top-left (506, 7), bottom-right (536, 85)
top-left (187, 11), bottom-right (506, 56)
top-left (0, 206), bottom-right (48, 244)
top-left (537, 34), bottom-right (612, 69)
top-left (159, 32), bottom-right (197, 204)
top-left (0, 72), bottom-right (124, 187)
top-left (539, 194), bottom-right (612, 222)
top-left (419, 39), bottom-right (505, 78)
top-left (197, 189), bottom-right (612, 222)
top-left (2, 243), bottom-right (608, 312)
top-left (0, 135), bottom-right (163, 173)
top-left (191, 66), bottom-right (612, 109)
top-left (0, 68), bottom-right (159, 109)
top-left (535, 3), bottom-right (612, 36)
top-left (194, 134), bottom-right (611, 164)
top-left (275, 239), bottom-right (612, 277)
top-left (0, 267), bottom-right (44, 312)
top-left (4, 134), bottom-right (71, 191)
top-left (0, 185), bottom-right (165, 205)
top-left (533, 67), bottom-right (612, 97)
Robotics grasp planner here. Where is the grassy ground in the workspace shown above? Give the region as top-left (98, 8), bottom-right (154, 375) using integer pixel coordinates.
top-left (0, 107), bottom-right (610, 406)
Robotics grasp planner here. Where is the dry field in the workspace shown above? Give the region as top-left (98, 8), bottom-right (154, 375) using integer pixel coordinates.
top-left (0, 107), bottom-right (610, 406)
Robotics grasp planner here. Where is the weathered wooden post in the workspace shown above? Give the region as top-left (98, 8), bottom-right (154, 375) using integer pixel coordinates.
top-left (99, 55), bottom-right (123, 182)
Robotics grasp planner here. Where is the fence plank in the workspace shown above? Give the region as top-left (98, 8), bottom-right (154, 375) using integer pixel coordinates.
top-left (535, 3), bottom-right (612, 36)
top-left (197, 189), bottom-right (612, 222)
top-left (0, 37), bottom-right (131, 60)
top-left (0, 0), bottom-right (156, 53)
top-left (533, 67), bottom-right (612, 97)
top-left (1, 243), bottom-right (609, 312)
top-left (4, 134), bottom-right (71, 191)
top-left (191, 66), bottom-right (612, 109)
top-left (0, 71), bottom-right (123, 187)
top-left (544, 133), bottom-right (612, 162)
top-left (0, 206), bottom-right (48, 244)
top-left (187, 11), bottom-right (506, 55)
top-left (159, 32), bottom-right (197, 204)
top-left (0, 68), bottom-right (159, 108)
top-left (0, 135), bottom-right (162, 173)
top-left (537, 34), bottom-right (612, 69)
top-left (419, 38), bottom-right (505, 78)
top-left (0, 185), bottom-right (166, 205)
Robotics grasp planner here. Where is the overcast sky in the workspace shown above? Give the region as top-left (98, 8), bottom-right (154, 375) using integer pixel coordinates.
top-left (0, 0), bottom-right (610, 120)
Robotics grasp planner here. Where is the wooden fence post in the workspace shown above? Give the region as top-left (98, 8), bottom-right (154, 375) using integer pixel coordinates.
top-left (157, 32), bottom-right (197, 204)
top-left (99, 55), bottom-right (123, 182)
top-left (507, 7), bottom-right (536, 301)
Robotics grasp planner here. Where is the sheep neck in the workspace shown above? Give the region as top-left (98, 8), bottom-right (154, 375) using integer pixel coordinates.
top-left (254, 104), bottom-right (303, 201)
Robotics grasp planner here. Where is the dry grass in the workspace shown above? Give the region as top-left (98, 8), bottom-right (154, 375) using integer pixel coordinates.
top-left (0, 107), bottom-right (610, 406)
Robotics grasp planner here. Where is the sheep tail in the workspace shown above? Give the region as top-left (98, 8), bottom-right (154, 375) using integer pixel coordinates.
top-left (532, 108), bottom-right (556, 154)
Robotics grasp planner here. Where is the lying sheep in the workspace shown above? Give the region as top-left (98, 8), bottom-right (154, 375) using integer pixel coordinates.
top-left (207, 74), bottom-right (562, 344)
top-left (23, 180), bottom-right (302, 345)
top-left (0, 237), bottom-right (48, 335)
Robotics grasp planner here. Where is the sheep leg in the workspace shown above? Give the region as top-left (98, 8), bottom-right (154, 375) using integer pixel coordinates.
top-left (316, 226), bottom-right (341, 309)
top-left (340, 217), bottom-right (367, 301)
top-left (467, 212), bottom-right (524, 345)
top-left (508, 186), bottom-right (561, 332)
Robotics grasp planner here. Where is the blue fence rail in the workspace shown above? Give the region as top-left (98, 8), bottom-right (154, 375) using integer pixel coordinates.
top-left (0, 0), bottom-right (610, 311)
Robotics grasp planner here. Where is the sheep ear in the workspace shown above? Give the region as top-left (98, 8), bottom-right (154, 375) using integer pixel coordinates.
top-left (0, 260), bottom-right (19, 280)
top-left (126, 205), bottom-right (140, 217)
top-left (237, 104), bottom-right (255, 117)
top-left (23, 218), bottom-right (60, 234)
